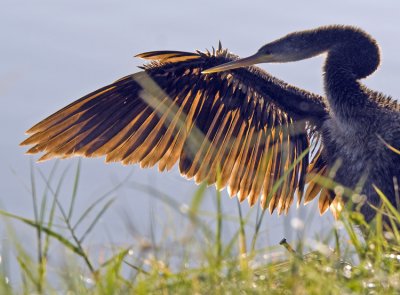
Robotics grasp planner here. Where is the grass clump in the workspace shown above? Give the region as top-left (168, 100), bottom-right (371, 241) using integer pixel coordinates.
top-left (0, 161), bottom-right (399, 294)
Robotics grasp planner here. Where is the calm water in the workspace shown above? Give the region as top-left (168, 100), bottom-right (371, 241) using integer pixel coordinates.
top-left (1, 0), bottom-right (399, 275)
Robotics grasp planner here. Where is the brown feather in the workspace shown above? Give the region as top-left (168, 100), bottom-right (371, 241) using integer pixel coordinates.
top-left (24, 86), bottom-right (116, 136)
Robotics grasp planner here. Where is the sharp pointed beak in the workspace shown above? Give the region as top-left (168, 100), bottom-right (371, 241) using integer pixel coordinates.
top-left (202, 52), bottom-right (267, 74)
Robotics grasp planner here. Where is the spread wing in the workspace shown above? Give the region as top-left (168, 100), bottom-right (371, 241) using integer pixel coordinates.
top-left (21, 45), bottom-right (328, 215)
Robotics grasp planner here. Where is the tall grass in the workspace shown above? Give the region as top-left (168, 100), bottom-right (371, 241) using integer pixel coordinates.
top-left (0, 161), bottom-right (399, 294)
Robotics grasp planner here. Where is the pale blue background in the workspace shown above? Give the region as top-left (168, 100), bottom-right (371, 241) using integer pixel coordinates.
top-left (1, 0), bottom-right (399, 272)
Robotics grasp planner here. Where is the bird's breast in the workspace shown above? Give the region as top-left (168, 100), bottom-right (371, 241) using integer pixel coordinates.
top-left (321, 117), bottom-right (378, 187)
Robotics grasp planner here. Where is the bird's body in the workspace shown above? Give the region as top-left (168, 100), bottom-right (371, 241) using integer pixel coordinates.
top-left (22, 25), bottom-right (400, 223)
top-left (320, 95), bottom-right (400, 219)
top-left (320, 90), bottom-right (400, 219)
top-left (314, 27), bottom-right (400, 220)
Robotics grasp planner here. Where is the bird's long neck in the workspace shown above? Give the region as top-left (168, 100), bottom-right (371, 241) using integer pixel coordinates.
top-left (263, 26), bottom-right (380, 122)
top-left (318, 27), bottom-right (380, 120)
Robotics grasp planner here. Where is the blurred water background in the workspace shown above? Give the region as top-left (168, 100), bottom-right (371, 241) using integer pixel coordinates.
top-left (1, 0), bottom-right (399, 277)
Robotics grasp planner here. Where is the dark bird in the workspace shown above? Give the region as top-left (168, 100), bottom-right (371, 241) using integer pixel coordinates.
top-left (204, 25), bottom-right (400, 223)
top-left (21, 25), bottom-right (400, 223)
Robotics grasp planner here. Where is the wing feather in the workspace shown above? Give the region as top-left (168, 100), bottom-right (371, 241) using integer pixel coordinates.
top-left (21, 46), bottom-right (328, 215)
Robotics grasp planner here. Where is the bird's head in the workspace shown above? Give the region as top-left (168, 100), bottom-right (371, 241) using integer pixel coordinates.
top-left (203, 26), bottom-right (381, 77)
top-left (202, 32), bottom-right (319, 74)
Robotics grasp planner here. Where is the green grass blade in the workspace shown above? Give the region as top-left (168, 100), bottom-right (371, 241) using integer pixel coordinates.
top-left (39, 161), bottom-right (59, 228)
top-left (129, 181), bottom-right (214, 240)
top-left (29, 161), bottom-right (43, 293)
top-left (0, 209), bottom-right (84, 256)
top-left (73, 170), bottom-right (134, 230)
top-left (68, 160), bottom-right (81, 221)
top-left (373, 184), bottom-right (400, 222)
top-left (43, 165), bottom-right (69, 261)
top-left (189, 182), bottom-right (207, 219)
top-left (377, 134), bottom-right (400, 155)
top-left (215, 168), bottom-right (223, 267)
top-left (79, 197), bottom-right (116, 243)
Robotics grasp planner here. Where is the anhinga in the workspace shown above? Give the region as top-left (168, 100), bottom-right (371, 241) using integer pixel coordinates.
top-left (21, 25), bottom-right (400, 223)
